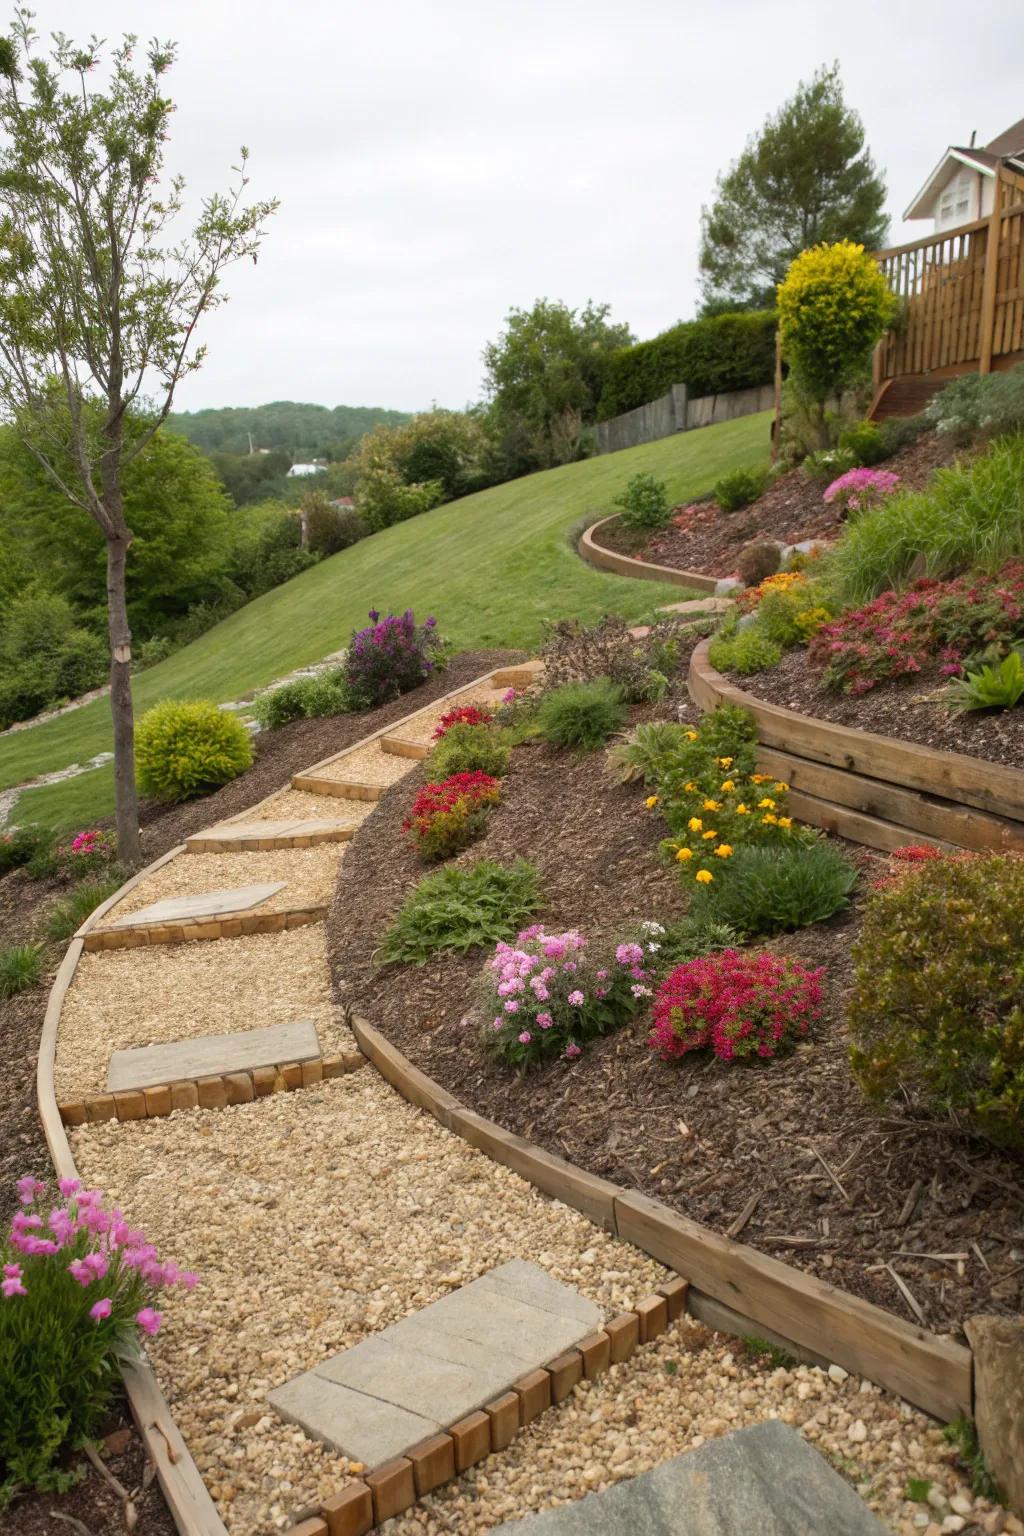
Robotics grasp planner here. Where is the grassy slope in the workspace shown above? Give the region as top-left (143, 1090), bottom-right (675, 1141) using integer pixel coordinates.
top-left (11, 413), bottom-right (770, 827)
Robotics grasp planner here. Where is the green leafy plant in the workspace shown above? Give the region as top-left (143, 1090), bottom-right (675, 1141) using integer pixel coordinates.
top-left (741, 1336), bottom-right (797, 1369)
top-left (613, 471), bottom-right (670, 531)
top-left (379, 858), bottom-right (541, 964)
top-left (251, 672), bottom-right (351, 729)
top-left (427, 722), bottom-right (511, 780)
top-left (0, 1176), bottom-right (197, 1503)
top-left (0, 824), bottom-right (54, 877)
top-left (714, 466), bottom-right (768, 513)
top-left (134, 698), bottom-right (253, 802)
top-left (44, 878), bottom-right (124, 942)
top-left (688, 842), bottom-right (857, 936)
top-left (708, 625), bottom-right (783, 675)
top-left (836, 419), bottom-right (887, 466)
top-left (942, 1416), bottom-right (1003, 1502)
top-left (948, 649), bottom-right (1024, 712)
top-left (849, 852), bottom-right (1024, 1150)
top-left (927, 363), bottom-right (1024, 444)
top-left (904, 1479), bottom-right (932, 1504)
top-left (0, 944), bottom-right (43, 998)
top-left (606, 721), bottom-right (693, 784)
top-left (536, 678), bottom-right (628, 751)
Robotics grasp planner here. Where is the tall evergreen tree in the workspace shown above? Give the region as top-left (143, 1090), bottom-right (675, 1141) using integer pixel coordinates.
top-left (699, 64), bottom-right (889, 313)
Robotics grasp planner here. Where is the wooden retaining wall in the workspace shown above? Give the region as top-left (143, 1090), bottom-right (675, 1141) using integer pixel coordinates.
top-left (688, 640), bottom-right (1024, 855)
top-left (351, 1017), bottom-right (972, 1424)
top-left (579, 518), bottom-right (719, 593)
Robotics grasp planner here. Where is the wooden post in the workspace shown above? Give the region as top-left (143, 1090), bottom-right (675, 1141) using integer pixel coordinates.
top-left (978, 167), bottom-right (1005, 374)
top-left (770, 329), bottom-right (783, 461)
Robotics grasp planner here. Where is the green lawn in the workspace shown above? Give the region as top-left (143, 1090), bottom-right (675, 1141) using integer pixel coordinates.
top-left (10, 412), bottom-right (770, 827)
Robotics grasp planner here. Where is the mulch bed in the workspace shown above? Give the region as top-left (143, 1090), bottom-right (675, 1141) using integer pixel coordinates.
top-left (730, 646), bottom-right (1024, 766)
top-left (0, 646), bottom-right (516, 1530)
top-left (328, 681), bottom-right (1024, 1342)
top-left (591, 431), bottom-right (956, 577)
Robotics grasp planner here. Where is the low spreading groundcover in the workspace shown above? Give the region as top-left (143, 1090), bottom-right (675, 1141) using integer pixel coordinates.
top-left (326, 665), bottom-right (1024, 1336)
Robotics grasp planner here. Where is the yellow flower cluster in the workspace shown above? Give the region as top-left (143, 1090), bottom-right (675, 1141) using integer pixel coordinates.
top-left (658, 768), bottom-right (799, 883)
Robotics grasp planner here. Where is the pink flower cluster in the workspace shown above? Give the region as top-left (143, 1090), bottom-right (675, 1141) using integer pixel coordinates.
top-left (6, 1175), bottom-right (197, 1334)
top-left (649, 950), bottom-right (823, 1064)
top-left (823, 467), bottom-right (900, 513)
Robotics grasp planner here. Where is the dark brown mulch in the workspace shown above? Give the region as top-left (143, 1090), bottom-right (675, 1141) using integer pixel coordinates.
top-left (0, 647), bottom-right (517, 1530)
top-left (592, 431), bottom-right (956, 577)
top-left (328, 689), bottom-right (1024, 1342)
top-left (738, 647), bottom-right (1024, 767)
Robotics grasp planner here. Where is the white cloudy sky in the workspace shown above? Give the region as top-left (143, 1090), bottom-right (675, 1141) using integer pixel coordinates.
top-left (34, 0), bottom-right (1024, 413)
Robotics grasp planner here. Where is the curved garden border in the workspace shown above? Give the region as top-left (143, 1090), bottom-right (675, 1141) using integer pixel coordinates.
top-left (36, 658), bottom-right (983, 1532)
top-left (578, 516), bottom-right (719, 593)
top-left (688, 639), bottom-right (1024, 855)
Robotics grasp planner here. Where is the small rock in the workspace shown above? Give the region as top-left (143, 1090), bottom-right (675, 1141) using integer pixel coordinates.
top-left (949, 1494), bottom-right (973, 1517)
top-left (848, 1419), bottom-right (868, 1443)
top-left (941, 1518), bottom-right (966, 1534)
top-left (828, 1364), bottom-right (849, 1384)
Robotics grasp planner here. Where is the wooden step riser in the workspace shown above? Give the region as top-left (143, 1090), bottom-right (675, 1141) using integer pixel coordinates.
top-left (185, 827), bottom-right (354, 853)
top-left (84, 906), bottom-right (326, 952)
top-left (380, 736), bottom-right (430, 760)
top-left (292, 775), bottom-right (384, 801)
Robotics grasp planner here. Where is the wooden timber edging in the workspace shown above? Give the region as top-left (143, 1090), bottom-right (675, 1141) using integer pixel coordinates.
top-left (349, 1016), bottom-right (972, 1424)
top-left (688, 639), bottom-right (1024, 852)
top-left (578, 516), bottom-right (720, 593)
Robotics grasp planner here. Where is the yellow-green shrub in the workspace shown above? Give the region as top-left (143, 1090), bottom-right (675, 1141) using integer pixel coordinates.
top-left (135, 698), bottom-right (253, 802)
top-left (778, 241), bottom-right (895, 407)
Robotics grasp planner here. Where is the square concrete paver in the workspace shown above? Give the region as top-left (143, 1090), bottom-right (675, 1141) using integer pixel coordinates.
top-left (491, 1419), bottom-right (888, 1535)
top-left (107, 882), bottom-right (287, 929)
top-left (188, 819), bottom-right (350, 844)
top-left (106, 1019), bottom-right (321, 1092)
top-left (268, 1259), bottom-right (602, 1466)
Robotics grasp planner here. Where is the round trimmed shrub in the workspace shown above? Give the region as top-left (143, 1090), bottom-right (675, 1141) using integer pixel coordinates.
top-left (778, 240), bottom-right (895, 408)
top-left (428, 722), bottom-right (511, 780)
top-left (536, 678), bottom-right (628, 751)
top-left (135, 698), bottom-right (253, 802)
top-left (849, 852), bottom-right (1024, 1150)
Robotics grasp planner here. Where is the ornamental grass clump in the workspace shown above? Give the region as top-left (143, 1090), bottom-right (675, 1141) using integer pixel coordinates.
top-left (0, 1175), bottom-right (197, 1502)
top-left (482, 927), bottom-right (653, 1068)
top-left (848, 852), bottom-right (1024, 1150)
top-left (344, 608), bottom-right (445, 709)
top-left (402, 770), bottom-right (501, 860)
top-left (135, 697), bottom-right (253, 802)
top-left (650, 950), bottom-right (823, 1064)
top-left (687, 842), bottom-right (858, 936)
top-left (0, 943), bottom-right (42, 999)
top-left (537, 678), bottom-right (628, 751)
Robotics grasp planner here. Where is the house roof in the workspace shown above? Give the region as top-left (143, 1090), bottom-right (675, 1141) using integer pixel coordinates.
top-left (903, 116), bottom-right (1024, 220)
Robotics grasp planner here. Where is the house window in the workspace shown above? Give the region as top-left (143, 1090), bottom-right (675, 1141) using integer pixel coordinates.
top-left (937, 171), bottom-right (974, 230)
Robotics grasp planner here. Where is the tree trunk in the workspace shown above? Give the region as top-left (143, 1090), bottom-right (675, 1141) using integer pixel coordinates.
top-left (105, 532), bottom-right (142, 866)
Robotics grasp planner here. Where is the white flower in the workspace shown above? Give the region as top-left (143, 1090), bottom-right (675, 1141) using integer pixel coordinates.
top-left (631, 984), bottom-right (652, 998)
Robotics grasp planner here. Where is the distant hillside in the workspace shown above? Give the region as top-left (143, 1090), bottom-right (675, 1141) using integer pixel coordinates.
top-left (167, 400), bottom-right (409, 460)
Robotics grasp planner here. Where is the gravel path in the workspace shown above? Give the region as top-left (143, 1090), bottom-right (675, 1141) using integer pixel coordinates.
top-left (314, 741), bottom-right (419, 786)
top-left (53, 671), bottom-right (1004, 1536)
top-left (232, 789), bottom-right (377, 826)
top-left (56, 924), bottom-right (352, 1098)
top-left (391, 684), bottom-right (508, 746)
top-left (106, 843), bottom-right (345, 920)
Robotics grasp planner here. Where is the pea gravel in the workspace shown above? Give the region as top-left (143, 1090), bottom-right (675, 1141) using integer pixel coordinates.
top-left (105, 843), bottom-right (345, 920)
top-left (314, 741), bottom-right (419, 786)
top-left (228, 789), bottom-right (377, 826)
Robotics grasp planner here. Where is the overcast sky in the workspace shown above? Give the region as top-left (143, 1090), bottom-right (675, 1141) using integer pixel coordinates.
top-left (36, 0), bottom-right (1024, 414)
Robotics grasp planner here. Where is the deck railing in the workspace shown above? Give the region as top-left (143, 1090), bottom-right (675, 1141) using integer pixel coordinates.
top-left (873, 165), bottom-right (1024, 388)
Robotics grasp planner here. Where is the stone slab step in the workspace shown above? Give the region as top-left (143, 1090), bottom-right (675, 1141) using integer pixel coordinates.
top-left (104, 882), bottom-right (287, 930)
top-left (106, 1019), bottom-right (321, 1093)
top-left (491, 662), bottom-right (543, 688)
top-left (185, 819), bottom-right (356, 853)
top-left (657, 597), bottom-right (733, 617)
top-left (491, 1419), bottom-right (887, 1534)
top-left (268, 1259), bottom-right (601, 1466)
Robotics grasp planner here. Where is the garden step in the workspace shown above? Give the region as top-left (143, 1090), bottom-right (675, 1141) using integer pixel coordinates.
top-left (379, 735), bottom-right (430, 761)
top-left (268, 1259), bottom-right (600, 1466)
top-left (106, 1019), bottom-right (322, 1093)
top-left (185, 818), bottom-right (357, 853)
top-left (491, 1419), bottom-right (887, 1534)
top-left (491, 662), bottom-right (544, 688)
top-left (291, 774), bottom-right (387, 801)
top-left (103, 883), bottom-right (287, 929)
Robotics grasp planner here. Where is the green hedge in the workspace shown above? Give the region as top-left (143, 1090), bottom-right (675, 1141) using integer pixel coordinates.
top-left (597, 311), bottom-right (777, 421)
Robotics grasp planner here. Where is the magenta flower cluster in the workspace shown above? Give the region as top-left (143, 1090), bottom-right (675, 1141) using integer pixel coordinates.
top-left (482, 925), bottom-right (653, 1068)
top-left (6, 1175), bottom-right (197, 1336)
top-left (649, 950), bottom-right (823, 1064)
top-left (344, 608), bottom-right (442, 709)
top-left (823, 467), bottom-right (901, 514)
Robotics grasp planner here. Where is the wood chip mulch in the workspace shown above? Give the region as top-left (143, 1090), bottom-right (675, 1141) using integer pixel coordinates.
top-left (591, 430), bottom-right (956, 577)
top-left (328, 683), bottom-right (1024, 1342)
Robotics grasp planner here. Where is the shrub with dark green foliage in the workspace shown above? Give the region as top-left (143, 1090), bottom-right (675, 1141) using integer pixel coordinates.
top-left (714, 467), bottom-right (769, 513)
top-left (0, 592), bottom-right (108, 729)
top-left (736, 541), bottom-right (781, 587)
top-left (927, 363), bottom-right (1024, 444)
top-left (135, 698), bottom-right (253, 802)
top-left (0, 824), bottom-right (54, 877)
top-left (836, 419), bottom-right (887, 466)
top-left (613, 472), bottom-right (670, 531)
top-left (427, 723), bottom-right (511, 779)
top-left (380, 858), bottom-right (541, 964)
top-left (44, 878), bottom-right (124, 942)
top-left (849, 852), bottom-right (1024, 1150)
top-left (708, 625), bottom-right (782, 675)
top-left (0, 944), bottom-right (42, 998)
top-left (598, 311), bottom-right (777, 420)
top-left (252, 672), bottom-right (351, 729)
top-left (537, 678), bottom-right (628, 750)
top-left (688, 842), bottom-right (857, 935)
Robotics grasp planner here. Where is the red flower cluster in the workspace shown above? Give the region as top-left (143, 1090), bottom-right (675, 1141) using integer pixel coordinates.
top-left (432, 705), bottom-right (494, 740)
top-left (649, 949), bottom-right (823, 1064)
top-left (809, 563), bottom-right (1024, 695)
top-left (402, 771), bottom-right (501, 859)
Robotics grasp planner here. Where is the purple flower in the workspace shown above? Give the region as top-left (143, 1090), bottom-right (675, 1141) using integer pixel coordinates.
top-left (517, 1031), bottom-right (532, 1045)
top-left (504, 999), bottom-right (520, 1014)
top-left (368, 608), bottom-right (380, 622)
top-left (16, 1176), bottom-right (46, 1206)
top-left (136, 1307), bottom-right (163, 1337)
top-left (68, 1258), bottom-right (94, 1287)
top-left (90, 1297), bottom-right (112, 1322)
top-left (536, 1012), bottom-right (554, 1029)
top-left (568, 990), bottom-right (585, 1007)
top-left (2, 1274), bottom-right (27, 1298)
top-left (564, 1043), bottom-right (582, 1059)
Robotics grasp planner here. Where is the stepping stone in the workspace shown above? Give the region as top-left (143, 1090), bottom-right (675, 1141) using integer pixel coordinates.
top-left (185, 819), bottom-right (354, 852)
top-left (269, 1259), bottom-right (601, 1466)
top-left (657, 597), bottom-right (733, 616)
top-left (106, 883), bottom-right (286, 929)
top-left (106, 1019), bottom-right (321, 1093)
top-left (491, 1419), bottom-right (887, 1534)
